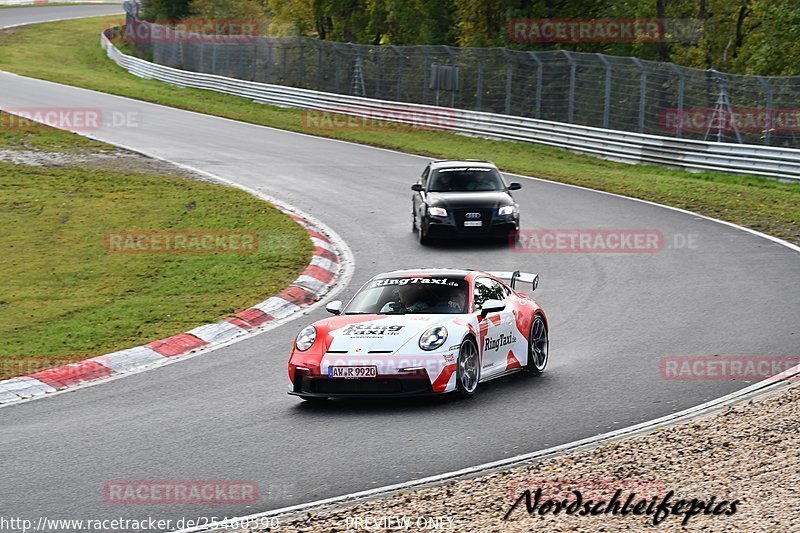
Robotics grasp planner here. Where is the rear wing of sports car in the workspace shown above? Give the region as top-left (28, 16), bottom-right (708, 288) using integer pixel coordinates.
top-left (486, 271), bottom-right (539, 292)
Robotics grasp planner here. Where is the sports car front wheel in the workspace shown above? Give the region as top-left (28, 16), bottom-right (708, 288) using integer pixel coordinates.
top-left (525, 315), bottom-right (548, 375)
top-left (456, 338), bottom-right (480, 397)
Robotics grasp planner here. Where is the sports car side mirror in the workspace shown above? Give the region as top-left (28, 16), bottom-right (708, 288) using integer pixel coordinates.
top-left (508, 182), bottom-right (522, 191)
top-left (411, 183), bottom-right (424, 192)
top-left (480, 299), bottom-right (506, 317)
top-left (326, 301), bottom-right (343, 315)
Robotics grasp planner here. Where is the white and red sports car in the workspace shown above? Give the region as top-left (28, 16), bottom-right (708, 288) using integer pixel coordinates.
top-left (288, 269), bottom-right (548, 400)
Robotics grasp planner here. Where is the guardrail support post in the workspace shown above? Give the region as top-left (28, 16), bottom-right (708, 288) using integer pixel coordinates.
top-left (632, 57), bottom-right (647, 133)
top-left (560, 50), bottom-right (576, 123)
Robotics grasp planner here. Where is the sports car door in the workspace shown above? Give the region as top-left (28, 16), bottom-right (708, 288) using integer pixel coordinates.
top-left (473, 277), bottom-right (517, 379)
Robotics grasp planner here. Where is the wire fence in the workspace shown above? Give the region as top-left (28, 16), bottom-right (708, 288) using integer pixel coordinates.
top-left (122, 3), bottom-right (800, 148)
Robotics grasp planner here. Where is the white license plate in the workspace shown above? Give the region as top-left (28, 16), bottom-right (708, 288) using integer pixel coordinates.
top-left (328, 366), bottom-right (378, 378)
top-left (463, 221), bottom-right (483, 227)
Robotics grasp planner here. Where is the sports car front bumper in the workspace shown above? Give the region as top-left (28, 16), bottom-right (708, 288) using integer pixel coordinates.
top-left (290, 369), bottom-right (435, 398)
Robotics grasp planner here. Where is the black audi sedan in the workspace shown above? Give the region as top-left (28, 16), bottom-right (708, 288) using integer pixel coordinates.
top-left (411, 160), bottom-right (521, 245)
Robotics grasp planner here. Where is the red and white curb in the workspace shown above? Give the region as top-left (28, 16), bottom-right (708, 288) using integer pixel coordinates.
top-left (0, 210), bottom-right (349, 405)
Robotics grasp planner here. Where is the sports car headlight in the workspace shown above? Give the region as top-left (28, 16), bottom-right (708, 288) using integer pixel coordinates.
top-left (428, 207), bottom-right (447, 217)
top-left (498, 205), bottom-right (516, 216)
top-left (419, 326), bottom-right (448, 351)
top-left (295, 326), bottom-right (317, 351)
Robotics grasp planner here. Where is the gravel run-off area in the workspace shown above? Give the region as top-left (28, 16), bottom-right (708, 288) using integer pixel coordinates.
top-left (231, 381), bottom-right (800, 532)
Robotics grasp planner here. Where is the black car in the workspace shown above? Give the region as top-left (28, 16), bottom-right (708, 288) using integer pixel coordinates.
top-left (411, 160), bottom-right (521, 245)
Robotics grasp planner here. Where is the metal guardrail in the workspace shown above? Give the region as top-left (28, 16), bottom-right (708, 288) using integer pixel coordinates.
top-left (101, 30), bottom-right (800, 181)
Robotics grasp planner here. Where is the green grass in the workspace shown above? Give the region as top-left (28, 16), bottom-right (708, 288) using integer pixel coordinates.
top-left (0, 115), bottom-right (312, 379)
top-left (0, 16), bottom-right (797, 244)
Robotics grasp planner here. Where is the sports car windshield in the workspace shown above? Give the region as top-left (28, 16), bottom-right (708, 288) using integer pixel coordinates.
top-left (428, 167), bottom-right (505, 192)
top-left (345, 277), bottom-right (469, 315)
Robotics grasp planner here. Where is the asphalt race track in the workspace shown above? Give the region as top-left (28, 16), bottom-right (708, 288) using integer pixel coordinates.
top-left (1, 6), bottom-right (799, 529)
top-left (0, 4), bottom-right (122, 28)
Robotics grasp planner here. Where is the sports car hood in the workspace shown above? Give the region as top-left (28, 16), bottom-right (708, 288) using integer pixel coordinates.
top-left (317, 314), bottom-right (453, 354)
top-left (426, 191), bottom-right (513, 209)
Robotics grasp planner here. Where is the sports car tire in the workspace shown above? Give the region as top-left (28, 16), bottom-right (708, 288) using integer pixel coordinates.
top-left (525, 315), bottom-right (548, 375)
top-left (456, 337), bottom-right (480, 397)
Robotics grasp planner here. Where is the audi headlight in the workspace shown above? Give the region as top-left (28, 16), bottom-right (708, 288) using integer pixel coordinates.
top-left (498, 205), bottom-right (516, 216)
top-left (428, 207), bottom-right (447, 217)
top-left (295, 326), bottom-right (317, 351)
top-left (419, 326), bottom-right (448, 351)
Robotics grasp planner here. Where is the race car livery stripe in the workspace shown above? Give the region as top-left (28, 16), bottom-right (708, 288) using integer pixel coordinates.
top-left (506, 349), bottom-right (522, 371)
top-left (0, 210), bottom-right (343, 404)
top-left (431, 363), bottom-right (457, 392)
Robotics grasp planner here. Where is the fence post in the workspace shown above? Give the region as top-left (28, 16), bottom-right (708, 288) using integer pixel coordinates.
top-left (281, 46), bottom-right (288, 82)
top-left (446, 46), bottom-right (457, 108)
top-left (375, 48), bottom-right (382, 99)
top-left (299, 40), bottom-right (306, 86)
top-left (631, 57), bottom-right (647, 133)
top-left (595, 53), bottom-right (612, 129)
top-left (476, 57), bottom-right (483, 112)
top-left (422, 53), bottom-right (429, 103)
top-left (390, 46), bottom-right (403, 101)
top-left (527, 51), bottom-right (542, 118)
top-left (560, 50), bottom-right (576, 123)
top-left (668, 63), bottom-right (685, 138)
top-left (316, 42), bottom-right (323, 90)
top-left (503, 49), bottom-right (513, 115)
top-left (756, 76), bottom-right (774, 146)
top-left (266, 43), bottom-right (273, 83)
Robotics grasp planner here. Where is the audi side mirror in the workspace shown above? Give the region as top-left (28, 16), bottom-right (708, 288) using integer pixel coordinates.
top-left (508, 182), bottom-right (522, 191)
top-left (326, 301), bottom-right (343, 315)
top-left (411, 184), bottom-right (424, 192)
top-left (480, 299), bottom-right (506, 317)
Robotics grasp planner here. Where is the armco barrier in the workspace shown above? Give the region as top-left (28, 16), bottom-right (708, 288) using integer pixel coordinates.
top-left (100, 29), bottom-right (800, 181)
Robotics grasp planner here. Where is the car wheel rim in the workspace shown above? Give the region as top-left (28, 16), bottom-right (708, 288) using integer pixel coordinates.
top-left (530, 317), bottom-right (548, 371)
top-left (459, 340), bottom-right (479, 392)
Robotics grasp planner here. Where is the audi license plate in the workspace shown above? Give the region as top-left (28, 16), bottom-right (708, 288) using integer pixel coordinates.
top-left (463, 221), bottom-right (483, 227)
top-left (328, 366), bottom-right (378, 378)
